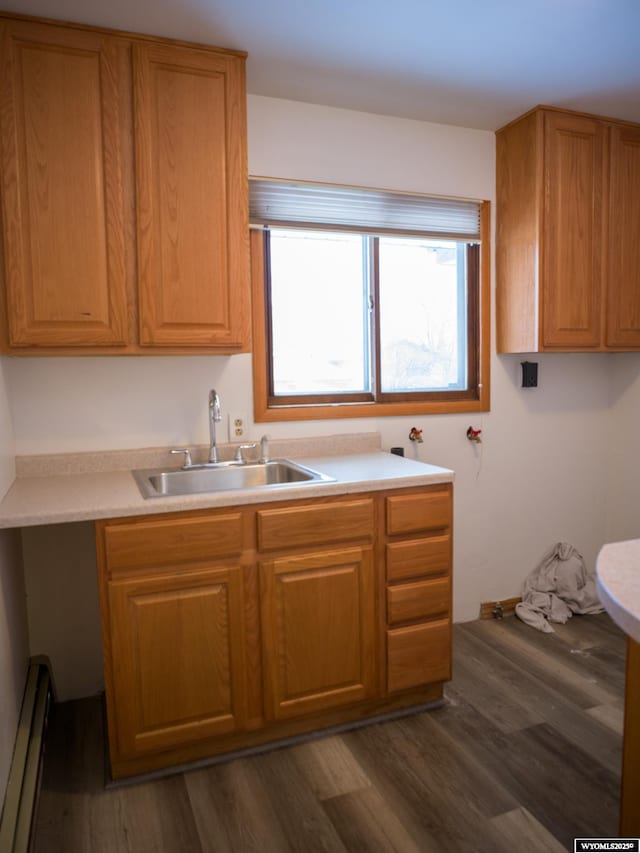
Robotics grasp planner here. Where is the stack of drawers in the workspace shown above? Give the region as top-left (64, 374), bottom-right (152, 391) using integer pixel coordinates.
top-left (385, 485), bottom-right (453, 693)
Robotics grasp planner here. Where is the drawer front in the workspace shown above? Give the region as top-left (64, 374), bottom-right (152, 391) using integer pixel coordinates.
top-left (387, 619), bottom-right (451, 693)
top-left (104, 512), bottom-right (244, 574)
top-left (387, 577), bottom-right (450, 626)
top-left (386, 489), bottom-right (451, 536)
top-left (257, 498), bottom-right (374, 551)
top-left (386, 536), bottom-right (450, 583)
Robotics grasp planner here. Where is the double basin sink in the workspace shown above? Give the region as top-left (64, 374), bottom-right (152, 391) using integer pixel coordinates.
top-left (133, 458), bottom-right (335, 499)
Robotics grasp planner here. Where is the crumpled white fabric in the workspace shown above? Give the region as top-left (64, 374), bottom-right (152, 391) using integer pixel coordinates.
top-left (515, 541), bottom-right (604, 633)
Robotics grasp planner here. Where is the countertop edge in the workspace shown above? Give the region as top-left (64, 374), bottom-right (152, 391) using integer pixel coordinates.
top-left (596, 539), bottom-right (640, 644)
top-left (0, 451), bottom-right (455, 529)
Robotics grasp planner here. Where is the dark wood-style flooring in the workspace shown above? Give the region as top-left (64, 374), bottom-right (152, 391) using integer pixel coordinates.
top-left (33, 612), bottom-right (626, 852)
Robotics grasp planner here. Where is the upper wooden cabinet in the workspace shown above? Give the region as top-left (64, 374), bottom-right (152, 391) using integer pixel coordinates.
top-left (541, 112), bottom-right (605, 349)
top-left (607, 124), bottom-right (640, 348)
top-left (496, 106), bottom-right (640, 352)
top-left (0, 19), bottom-right (132, 348)
top-left (0, 14), bottom-right (250, 354)
top-left (134, 42), bottom-right (249, 348)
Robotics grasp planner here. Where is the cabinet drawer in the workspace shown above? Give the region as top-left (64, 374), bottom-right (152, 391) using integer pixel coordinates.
top-left (257, 498), bottom-right (373, 551)
top-left (386, 489), bottom-right (451, 536)
top-left (387, 577), bottom-right (449, 626)
top-left (386, 536), bottom-right (450, 582)
top-left (387, 619), bottom-right (451, 693)
top-left (103, 512), bottom-right (244, 574)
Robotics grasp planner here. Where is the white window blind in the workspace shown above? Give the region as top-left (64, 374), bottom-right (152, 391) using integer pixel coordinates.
top-left (249, 178), bottom-right (481, 240)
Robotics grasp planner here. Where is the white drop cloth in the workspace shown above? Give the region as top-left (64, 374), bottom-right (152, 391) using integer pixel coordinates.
top-left (515, 541), bottom-right (603, 633)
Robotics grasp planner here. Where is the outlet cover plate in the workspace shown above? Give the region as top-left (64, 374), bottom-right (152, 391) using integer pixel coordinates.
top-left (228, 413), bottom-right (248, 440)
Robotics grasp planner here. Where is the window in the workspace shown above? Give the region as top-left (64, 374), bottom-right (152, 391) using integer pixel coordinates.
top-left (250, 179), bottom-right (490, 421)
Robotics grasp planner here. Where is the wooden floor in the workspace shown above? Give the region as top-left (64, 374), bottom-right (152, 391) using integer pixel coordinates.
top-left (33, 612), bottom-right (625, 852)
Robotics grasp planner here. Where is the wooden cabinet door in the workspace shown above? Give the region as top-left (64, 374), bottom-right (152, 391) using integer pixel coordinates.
top-left (107, 565), bottom-right (247, 759)
top-left (541, 111), bottom-right (606, 348)
top-left (607, 124), bottom-right (640, 348)
top-left (0, 21), bottom-right (130, 347)
top-left (261, 546), bottom-right (377, 720)
top-left (134, 43), bottom-right (250, 349)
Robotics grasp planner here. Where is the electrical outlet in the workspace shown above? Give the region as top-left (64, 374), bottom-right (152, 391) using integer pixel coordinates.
top-left (228, 413), bottom-right (248, 440)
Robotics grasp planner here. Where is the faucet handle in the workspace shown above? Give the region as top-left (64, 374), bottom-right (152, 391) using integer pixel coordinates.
top-left (234, 443), bottom-right (257, 463)
top-left (170, 448), bottom-right (193, 469)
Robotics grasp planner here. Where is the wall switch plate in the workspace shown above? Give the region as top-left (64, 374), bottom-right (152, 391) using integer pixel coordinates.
top-left (228, 413), bottom-right (248, 439)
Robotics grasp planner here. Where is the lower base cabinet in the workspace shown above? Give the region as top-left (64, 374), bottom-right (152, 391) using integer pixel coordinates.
top-left (96, 484), bottom-right (453, 778)
top-left (107, 565), bottom-right (247, 758)
top-left (261, 546), bottom-right (377, 720)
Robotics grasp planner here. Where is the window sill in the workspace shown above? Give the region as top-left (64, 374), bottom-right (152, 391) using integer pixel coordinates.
top-left (253, 394), bottom-right (490, 422)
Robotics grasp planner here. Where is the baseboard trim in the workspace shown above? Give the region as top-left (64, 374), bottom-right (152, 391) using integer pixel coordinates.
top-left (0, 660), bottom-right (52, 853)
top-left (480, 597), bottom-right (522, 620)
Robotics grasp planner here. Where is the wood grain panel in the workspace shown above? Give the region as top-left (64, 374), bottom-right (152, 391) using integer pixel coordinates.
top-left (496, 109), bottom-right (541, 353)
top-left (489, 808), bottom-right (568, 853)
top-left (260, 546), bottom-right (377, 720)
top-left (0, 20), bottom-right (130, 346)
top-left (108, 565), bottom-right (247, 757)
top-left (344, 712), bottom-right (519, 848)
top-left (387, 577), bottom-right (449, 626)
top-left (386, 488), bottom-right (451, 536)
top-left (606, 124), bottom-right (640, 348)
top-left (134, 42), bottom-right (250, 349)
top-left (33, 611), bottom-right (623, 846)
top-left (386, 535), bottom-right (450, 582)
top-left (541, 111), bottom-right (605, 348)
top-left (620, 637), bottom-right (640, 834)
top-left (457, 620), bottom-right (623, 768)
top-left (290, 735), bottom-right (371, 800)
top-left (257, 497), bottom-right (374, 551)
top-left (321, 786), bottom-right (424, 853)
top-left (387, 619), bottom-right (451, 693)
top-left (103, 512), bottom-right (243, 574)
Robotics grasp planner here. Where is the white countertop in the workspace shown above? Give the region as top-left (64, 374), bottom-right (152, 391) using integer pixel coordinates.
top-left (0, 450), bottom-right (454, 529)
top-left (596, 539), bottom-right (640, 643)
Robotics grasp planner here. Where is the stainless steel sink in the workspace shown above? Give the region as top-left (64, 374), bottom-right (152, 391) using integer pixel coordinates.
top-left (133, 458), bottom-right (334, 499)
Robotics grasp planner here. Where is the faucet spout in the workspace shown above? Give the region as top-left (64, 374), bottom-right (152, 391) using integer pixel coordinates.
top-left (208, 389), bottom-right (222, 463)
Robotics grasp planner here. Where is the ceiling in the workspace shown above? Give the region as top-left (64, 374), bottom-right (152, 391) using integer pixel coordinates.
top-left (3, 0), bottom-right (640, 131)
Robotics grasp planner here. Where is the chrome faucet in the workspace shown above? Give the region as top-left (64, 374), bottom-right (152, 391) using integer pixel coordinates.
top-left (208, 389), bottom-right (222, 463)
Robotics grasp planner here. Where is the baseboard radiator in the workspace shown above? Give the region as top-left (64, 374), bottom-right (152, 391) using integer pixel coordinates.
top-left (0, 660), bottom-right (52, 853)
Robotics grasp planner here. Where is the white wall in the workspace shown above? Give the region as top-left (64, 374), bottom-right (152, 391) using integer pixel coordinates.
top-left (22, 523), bottom-right (103, 701)
top-left (6, 98), bottom-right (619, 700)
top-left (0, 358), bottom-right (15, 499)
top-left (606, 354), bottom-right (640, 543)
top-left (246, 97), bottom-right (612, 614)
top-left (0, 358), bottom-right (27, 804)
